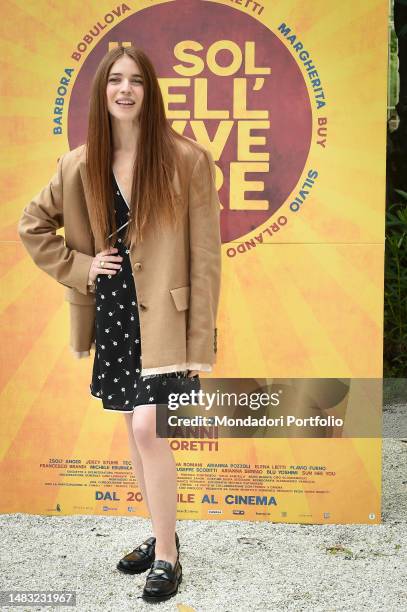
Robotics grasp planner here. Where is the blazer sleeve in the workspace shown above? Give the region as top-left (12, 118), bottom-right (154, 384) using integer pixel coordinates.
top-left (187, 148), bottom-right (222, 365)
top-left (17, 153), bottom-right (94, 296)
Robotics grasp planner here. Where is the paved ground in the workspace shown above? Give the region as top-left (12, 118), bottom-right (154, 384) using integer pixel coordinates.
top-left (0, 405), bottom-right (406, 611)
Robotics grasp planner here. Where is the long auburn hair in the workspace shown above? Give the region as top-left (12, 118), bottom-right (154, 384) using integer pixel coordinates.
top-left (86, 45), bottom-right (188, 249)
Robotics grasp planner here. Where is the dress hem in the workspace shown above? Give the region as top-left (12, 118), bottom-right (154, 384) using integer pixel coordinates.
top-left (89, 391), bottom-right (165, 413)
top-left (90, 391), bottom-right (136, 412)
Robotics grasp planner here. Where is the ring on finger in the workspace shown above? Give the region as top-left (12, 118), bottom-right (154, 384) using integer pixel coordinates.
top-left (100, 260), bottom-right (105, 268)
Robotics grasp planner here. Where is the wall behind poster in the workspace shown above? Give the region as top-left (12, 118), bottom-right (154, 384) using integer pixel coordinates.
top-left (0, 0), bottom-right (386, 523)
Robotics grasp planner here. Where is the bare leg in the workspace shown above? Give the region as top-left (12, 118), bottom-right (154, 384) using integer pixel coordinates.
top-left (131, 404), bottom-right (178, 567)
top-left (123, 412), bottom-right (151, 516)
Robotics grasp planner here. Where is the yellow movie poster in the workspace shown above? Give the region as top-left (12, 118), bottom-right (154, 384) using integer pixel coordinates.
top-left (1, 0), bottom-right (386, 523)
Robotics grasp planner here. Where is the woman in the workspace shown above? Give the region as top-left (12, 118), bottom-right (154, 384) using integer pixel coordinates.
top-left (17, 45), bottom-right (221, 603)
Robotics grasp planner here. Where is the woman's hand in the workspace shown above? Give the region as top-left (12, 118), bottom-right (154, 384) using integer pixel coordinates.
top-left (88, 247), bottom-right (123, 283)
top-left (187, 370), bottom-right (199, 378)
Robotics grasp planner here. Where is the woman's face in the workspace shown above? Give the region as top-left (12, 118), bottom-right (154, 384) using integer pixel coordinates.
top-left (106, 55), bottom-right (144, 123)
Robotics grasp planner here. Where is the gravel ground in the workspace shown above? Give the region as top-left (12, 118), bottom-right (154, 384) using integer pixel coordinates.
top-left (0, 405), bottom-right (406, 612)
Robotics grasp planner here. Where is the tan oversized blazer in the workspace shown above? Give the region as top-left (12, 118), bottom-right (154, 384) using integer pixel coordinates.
top-left (17, 136), bottom-right (221, 375)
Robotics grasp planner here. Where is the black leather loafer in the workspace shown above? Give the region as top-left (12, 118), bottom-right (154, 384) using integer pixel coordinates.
top-left (142, 553), bottom-right (182, 603)
top-left (117, 532), bottom-right (180, 575)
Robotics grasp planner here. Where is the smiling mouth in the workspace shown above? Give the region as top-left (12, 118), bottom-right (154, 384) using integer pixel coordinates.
top-left (116, 100), bottom-right (135, 106)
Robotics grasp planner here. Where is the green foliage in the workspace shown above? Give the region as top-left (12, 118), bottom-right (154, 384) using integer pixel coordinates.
top-left (389, 28), bottom-right (399, 108)
top-left (384, 190), bottom-right (407, 377)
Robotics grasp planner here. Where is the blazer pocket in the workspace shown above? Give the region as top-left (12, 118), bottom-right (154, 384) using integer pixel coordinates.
top-left (169, 285), bottom-right (190, 311)
top-left (64, 287), bottom-right (96, 306)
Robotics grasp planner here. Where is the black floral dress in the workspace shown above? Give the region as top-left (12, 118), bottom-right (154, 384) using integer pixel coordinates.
top-left (89, 173), bottom-right (201, 412)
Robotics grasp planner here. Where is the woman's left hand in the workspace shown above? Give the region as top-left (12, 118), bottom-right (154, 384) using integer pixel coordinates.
top-left (187, 370), bottom-right (199, 378)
